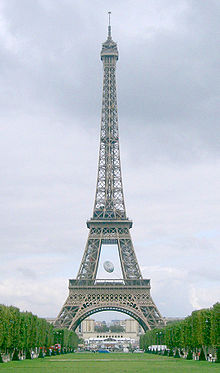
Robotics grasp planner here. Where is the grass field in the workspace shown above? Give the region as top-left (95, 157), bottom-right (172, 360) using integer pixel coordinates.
top-left (0, 353), bottom-right (219, 372)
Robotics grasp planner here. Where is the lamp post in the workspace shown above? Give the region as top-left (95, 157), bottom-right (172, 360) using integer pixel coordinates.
top-left (159, 332), bottom-right (162, 351)
top-left (205, 318), bottom-right (210, 358)
top-left (156, 332), bottom-right (158, 351)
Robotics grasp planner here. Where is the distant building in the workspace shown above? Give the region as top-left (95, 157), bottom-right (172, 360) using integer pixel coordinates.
top-left (76, 317), bottom-right (144, 350)
top-left (111, 319), bottom-right (126, 327)
top-left (46, 316), bottom-right (144, 349)
top-left (46, 318), bottom-right (56, 324)
top-left (165, 317), bottom-right (184, 324)
top-left (77, 318), bottom-right (95, 333)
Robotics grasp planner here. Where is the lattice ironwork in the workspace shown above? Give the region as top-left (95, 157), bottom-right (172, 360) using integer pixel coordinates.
top-left (55, 18), bottom-right (165, 331)
top-left (77, 222), bottom-right (142, 280)
top-left (93, 27), bottom-right (125, 220)
top-left (55, 280), bottom-right (164, 332)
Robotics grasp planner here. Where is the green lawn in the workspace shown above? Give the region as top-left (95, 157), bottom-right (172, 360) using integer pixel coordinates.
top-left (0, 353), bottom-right (219, 372)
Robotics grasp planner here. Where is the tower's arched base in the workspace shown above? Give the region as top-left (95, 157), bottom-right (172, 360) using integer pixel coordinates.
top-left (55, 279), bottom-right (166, 332)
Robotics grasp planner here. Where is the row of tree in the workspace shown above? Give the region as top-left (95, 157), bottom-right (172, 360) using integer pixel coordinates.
top-left (140, 303), bottom-right (219, 352)
top-left (0, 305), bottom-right (78, 354)
top-left (94, 325), bottom-right (125, 333)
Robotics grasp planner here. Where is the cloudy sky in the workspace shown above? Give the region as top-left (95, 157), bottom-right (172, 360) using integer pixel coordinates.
top-left (0, 0), bottom-right (219, 321)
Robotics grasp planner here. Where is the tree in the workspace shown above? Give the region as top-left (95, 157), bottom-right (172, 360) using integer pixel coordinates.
top-left (174, 349), bottom-right (180, 358)
top-left (169, 349), bottom-right (173, 357)
top-left (215, 347), bottom-right (220, 363)
top-left (38, 349), bottom-right (44, 358)
top-left (109, 325), bottom-right (124, 333)
top-left (0, 304), bottom-right (79, 357)
top-left (94, 325), bottom-right (109, 332)
top-left (12, 349), bottom-right (19, 361)
top-left (199, 348), bottom-right (206, 361)
top-left (211, 303), bottom-right (220, 347)
top-left (186, 350), bottom-right (193, 360)
top-left (141, 303), bottom-right (218, 354)
top-left (26, 350), bottom-right (32, 359)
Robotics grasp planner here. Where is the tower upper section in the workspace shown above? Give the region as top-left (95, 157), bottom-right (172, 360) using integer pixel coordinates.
top-left (92, 16), bottom-right (127, 221)
top-left (100, 24), bottom-right (119, 61)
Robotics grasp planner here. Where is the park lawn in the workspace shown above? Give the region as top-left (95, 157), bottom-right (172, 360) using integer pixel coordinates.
top-left (0, 353), bottom-right (219, 373)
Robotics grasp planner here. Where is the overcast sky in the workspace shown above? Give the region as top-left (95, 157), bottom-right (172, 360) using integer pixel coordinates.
top-left (0, 0), bottom-right (219, 322)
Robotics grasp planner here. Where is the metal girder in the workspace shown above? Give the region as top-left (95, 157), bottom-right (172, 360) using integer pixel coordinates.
top-left (55, 281), bottom-right (165, 332)
top-left (76, 223), bottom-right (142, 280)
top-left (76, 26), bottom-right (142, 281)
top-left (93, 32), bottom-right (125, 220)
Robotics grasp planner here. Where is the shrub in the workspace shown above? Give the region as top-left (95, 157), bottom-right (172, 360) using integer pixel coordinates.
top-left (0, 354), bottom-right (3, 363)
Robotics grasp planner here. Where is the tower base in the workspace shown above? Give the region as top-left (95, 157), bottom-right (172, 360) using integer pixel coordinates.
top-left (55, 279), bottom-right (165, 331)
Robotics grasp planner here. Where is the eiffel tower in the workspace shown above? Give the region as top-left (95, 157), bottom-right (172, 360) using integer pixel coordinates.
top-left (55, 14), bottom-right (165, 332)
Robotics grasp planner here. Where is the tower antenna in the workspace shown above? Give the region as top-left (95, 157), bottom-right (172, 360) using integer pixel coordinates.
top-left (108, 11), bottom-right (112, 38)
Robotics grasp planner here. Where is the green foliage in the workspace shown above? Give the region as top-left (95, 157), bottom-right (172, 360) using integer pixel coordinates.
top-left (139, 335), bottom-right (144, 350)
top-left (38, 349), bottom-right (44, 358)
top-left (12, 349), bottom-right (19, 361)
top-left (141, 303), bottom-right (219, 353)
top-left (53, 328), bottom-right (78, 350)
top-left (216, 347), bottom-right (220, 363)
top-left (0, 353), bottom-right (3, 363)
top-left (26, 350), bottom-right (31, 359)
top-left (199, 348), bottom-right (206, 361)
top-left (174, 349), bottom-right (180, 358)
top-left (169, 349), bottom-right (173, 357)
top-left (45, 348), bottom-right (51, 357)
top-left (94, 325), bottom-right (109, 332)
top-left (0, 304), bottom-right (78, 356)
top-left (211, 303), bottom-right (220, 346)
top-left (186, 350), bottom-right (193, 360)
top-left (109, 325), bottom-right (124, 333)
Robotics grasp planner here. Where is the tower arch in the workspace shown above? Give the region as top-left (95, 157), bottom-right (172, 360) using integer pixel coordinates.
top-left (71, 306), bottom-right (149, 332)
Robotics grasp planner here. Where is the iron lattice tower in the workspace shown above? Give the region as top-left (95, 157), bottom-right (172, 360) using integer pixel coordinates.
top-left (55, 17), bottom-right (165, 331)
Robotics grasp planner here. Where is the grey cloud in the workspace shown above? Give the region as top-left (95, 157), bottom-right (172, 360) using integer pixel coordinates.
top-left (16, 267), bottom-right (37, 279)
top-left (0, 0), bottom-right (219, 319)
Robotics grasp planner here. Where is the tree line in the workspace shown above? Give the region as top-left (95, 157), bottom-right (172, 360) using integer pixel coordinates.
top-left (94, 325), bottom-right (125, 333)
top-left (0, 304), bottom-right (78, 357)
top-left (140, 303), bottom-right (220, 360)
